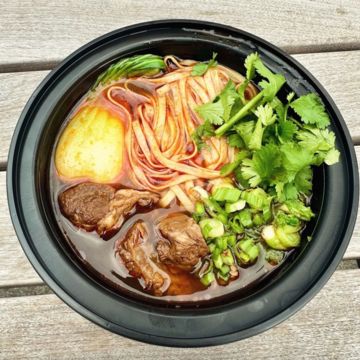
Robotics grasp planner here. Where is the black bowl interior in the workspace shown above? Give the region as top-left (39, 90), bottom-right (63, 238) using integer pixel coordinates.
top-left (7, 20), bottom-right (358, 346)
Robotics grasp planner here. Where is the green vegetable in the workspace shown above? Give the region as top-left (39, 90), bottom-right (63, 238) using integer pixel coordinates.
top-left (241, 188), bottom-right (271, 211)
top-left (195, 202), bottom-right (205, 216)
top-left (234, 239), bottom-right (259, 265)
top-left (195, 80), bottom-right (239, 126)
top-left (191, 120), bottom-right (215, 151)
top-left (189, 51), bottom-right (340, 260)
top-left (253, 213), bottom-right (265, 226)
top-left (220, 150), bottom-right (249, 176)
top-left (212, 252), bottom-right (224, 269)
top-left (290, 93), bottom-right (330, 129)
top-left (223, 234), bottom-right (237, 247)
top-left (200, 271), bottom-right (215, 286)
top-left (297, 126), bottom-right (340, 165)
top-left (227, 133), bottom-right (245, 148)
top-left (237, 209), bottom-right (253, 227)
top-left (219, 264), bottom-right (231, 275)
top-left (203, 198), bottom-right (228, 224)
top-left (215, 236), bottom-right (228, 250)
top-left (216, 271), bottom-right (230, 283)
top-left (221, 249), bottom-right (235, 265)
top-left (199, 218), bottom-right (224, 239)
top-left (225, 199), bottom-right (246, 213)
top-left (229, 214), bottom-right (244, 234)
top-left (212, 187), bottom-right (241, 202)
top-left (191, 52), bottom-right (218, 76)
top-left (92, 54), bottom-right (165, 90)
top-left (247, 104), bottom-right (277, 150)
top-left (281, 199), bottom-right (314, 221)
top-left (208, 243), bottom-right (216, 253)
top-left (265, 249), bottom-right (285, 265)
top-left (241, 143), bottom-right (282, 187)
top-left (261, 225), bottom-right (286, 250)
top-left (215, 54), bottom-right (285, 135)
top-left (261, 223), bottom-right (301, 250)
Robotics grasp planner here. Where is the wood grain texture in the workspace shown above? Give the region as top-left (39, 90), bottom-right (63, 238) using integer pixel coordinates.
top-left (0, 0), bottom-right (360, 70)
top-left (0, 269), bottom-right (359, 359)
top-left (1, 50), bottom-right (360, 167)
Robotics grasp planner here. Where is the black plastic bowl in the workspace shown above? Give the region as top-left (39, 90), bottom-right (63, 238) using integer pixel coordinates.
top-left (7, 20), bottom-right (359, 346)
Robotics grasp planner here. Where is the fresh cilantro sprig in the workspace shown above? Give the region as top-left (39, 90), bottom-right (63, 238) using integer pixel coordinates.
top-left (191, 52), bottom-right (340, 202)
top-left (214, 54), bottom-right (286, 136)
top-left (195, 80), bottom-right (239, 126)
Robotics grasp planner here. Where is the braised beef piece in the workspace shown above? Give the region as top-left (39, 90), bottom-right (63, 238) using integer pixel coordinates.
top-left (117, 221), bottom-right (167, 295)
top-left (58, 183), bottom-right (115, 231)
top-left (97, 189), bottom-right (159, 235)
top-left (156, 213), bottom-right (209, 268)
top-left (59, 183), bottom-right (159, 237)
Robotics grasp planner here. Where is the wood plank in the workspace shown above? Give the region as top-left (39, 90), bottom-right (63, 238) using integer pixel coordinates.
top-left (0, 0), bottom-right (360, 70)
top-left (1, 157), bottom-right (360, 288)
top-left (1, 50), bottom-right (360, 167)
top-left (0, 269), bottom-right (359, 358)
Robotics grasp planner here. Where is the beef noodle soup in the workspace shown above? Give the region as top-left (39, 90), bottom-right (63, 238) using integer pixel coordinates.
top-left (50, 53), bottom-right (339, 304)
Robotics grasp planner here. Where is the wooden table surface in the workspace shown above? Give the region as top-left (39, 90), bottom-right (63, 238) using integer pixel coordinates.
top-left (1, 1), bottom-right (360, 358)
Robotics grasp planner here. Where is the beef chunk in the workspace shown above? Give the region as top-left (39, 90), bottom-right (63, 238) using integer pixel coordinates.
top-left (59, 183), bottom-right (159, 237)
top-left (156, 213), bottom-right (208, 268)
top-left (97, 189), bottom-right (159, 235)
top-left (59, 183), bottom-right (115, 231)
top-left (117, 221), bottom-right (166, 295)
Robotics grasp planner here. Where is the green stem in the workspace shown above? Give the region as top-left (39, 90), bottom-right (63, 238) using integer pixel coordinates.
top-left (215, 91), bottom-right (263, 136)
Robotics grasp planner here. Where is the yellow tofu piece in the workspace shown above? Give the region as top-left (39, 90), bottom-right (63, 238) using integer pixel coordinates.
top-left (55, 106), bottom-right (124, 183)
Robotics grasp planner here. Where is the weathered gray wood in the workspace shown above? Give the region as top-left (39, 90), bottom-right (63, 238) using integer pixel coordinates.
top-left (0, 171), bottom-right (41, 287)
top-left (0, 269), bottom-right (359, 359)
top-left (0, 0), bottom-right (360, 70)
top-left (1, 50), bottom-right (360, 167)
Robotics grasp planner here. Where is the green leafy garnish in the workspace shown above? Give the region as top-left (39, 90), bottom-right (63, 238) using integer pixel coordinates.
top-left (214, 54), bottom-right (285, 136)
top-left (190, 52), bottom-right (340, 285)
top-left (92, 54), bottom-right (165, 90)
top-left (191, 53), bottom-right (218, 76)
top-left (290, 93), bottom-right (330, 129)
top-left (241, 144), bottom-right (282, 187)
top-left (191, 120), bottom-right (215, 150)
top-left (195, 80), bottom-right (240, 126)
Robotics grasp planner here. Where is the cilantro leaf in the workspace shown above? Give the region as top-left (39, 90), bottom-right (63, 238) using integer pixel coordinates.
top-left (255, 104), bottom-right (277, 126)
top-left (283, 199), bottom-right (314, 221)
top-left (195, 101), bottom-right (224, 125)
top-left (276, 120), bottom-right (298, 143)
top-left (191, 120), bottom-right (215, 150)
top-left (235, 120), bottom-right (255, 148)
top-left (254, 58), bottom-right (286, 102)
top-left (220, 150), bottom-right (249, 176)
top-left (280, 143), bottom-right (314, 181)
top-left (227, 133), bottom-right (245, 148)
top-left (245, 52), bottom-right (259, 80)
top-left (248, 118), bottom-right (264, 150)
top-left (270, 97), bottom-right (285, 121)
top-left (297, 126), bottom-right (340, 165)
top-left (241, 144), bottom-right (282, 187)
top-left (219, 81), bottom-right (239, 121)
top-left (294, 166), bottom-right (313, 195)
top-left (191, 52), bottom-right (218, 76)
top-left (290, 93), bottom-right (330, 129)
top-left (196, 80), bottom-right (239, 125)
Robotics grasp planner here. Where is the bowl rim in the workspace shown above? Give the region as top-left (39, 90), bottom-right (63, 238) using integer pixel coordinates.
top-left (7, 19), bottom-right (359, 347)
